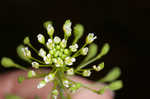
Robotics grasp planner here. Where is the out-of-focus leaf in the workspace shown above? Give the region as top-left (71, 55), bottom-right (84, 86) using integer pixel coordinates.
top-left (80, 43), bottom-right (98, 65)
top-left (16, 45), bottom-right (31, 63)
top-left (99, 67), bottom-right (121, 82)
top-left (108, 80), bottom-right (123, 91)
top-left (5, 94), bottom-right (22, 99)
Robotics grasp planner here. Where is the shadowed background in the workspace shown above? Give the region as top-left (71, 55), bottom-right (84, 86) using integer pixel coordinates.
top-left (0, 0), bottom-right (130, 99)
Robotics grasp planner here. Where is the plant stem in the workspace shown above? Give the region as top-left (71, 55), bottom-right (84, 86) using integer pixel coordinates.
top-left (57, 70), bottom-right (66, 99)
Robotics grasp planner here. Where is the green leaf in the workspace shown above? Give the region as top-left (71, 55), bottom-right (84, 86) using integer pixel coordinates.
top-left (5, 94), bottom-right (22, 99)
top-left (108, 80), bottom-right (123, 91)
top-left (100, 67), bottom-right (121, 82)
top-left (80, 43), bottom-right (98, 65)
top-left (18, 76), bottom-right (25, 83)
top-left (73, 24), bottom-right (84, 44)
top-left (1, 57), bottom-right (16, 67)
top-left (16, 45), bottom-right (32, 63)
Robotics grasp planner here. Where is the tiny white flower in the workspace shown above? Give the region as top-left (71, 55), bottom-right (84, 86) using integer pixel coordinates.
top-left (65, 57), bottom-right (75, 66)
top-left (71, 57), bottom-right (76, 62)
top-left (43, 54), bottom-right (51, 64)
top-left (55, 58), bottom-right (63, 67)
top-left (44, 73), bottom-right (55, 83)
top-left (32, 61), bottom-right (39, 69)
top-left (69, 44), bottom-right (78, 52)
top-left (67, 68), bottom-right (74, 75)
top-left (22, 47), bottom-right (31, 57)
top-left (47, 24), bottom-right (54, 36)
top-left (39, 48), bottom-right (46, 58)
top-left (83, 70), bottom-right (91, 77)
top-left (63, 20), bottom-right (72, 37)
top-left (63, 80), bottom-right (70, 88)
top-left (54, 36), bottom-right (61, 44)
top-left (37, 80), bottom-right (46, 89)
top-left (46, 39), bottom-right (54, 49)
top-left (60, 39), bottom-right (67, 48)
top-left (86, 33), bottom-right (97, 44)
top-left (81, 47), bottom-right (88, 55)
top-left (37, 34), bottom-right (45, 44)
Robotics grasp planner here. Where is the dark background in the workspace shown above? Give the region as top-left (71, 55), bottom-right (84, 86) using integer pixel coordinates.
top-left (0, 0), bottom-right (134, 98)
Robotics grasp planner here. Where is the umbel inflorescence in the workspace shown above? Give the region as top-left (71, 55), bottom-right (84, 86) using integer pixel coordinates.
top-left (1, 20), bottom-right (123, 99)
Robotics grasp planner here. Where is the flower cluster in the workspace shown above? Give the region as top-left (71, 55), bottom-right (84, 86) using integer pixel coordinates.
top-left (1, 20), bottom-right (123, 99)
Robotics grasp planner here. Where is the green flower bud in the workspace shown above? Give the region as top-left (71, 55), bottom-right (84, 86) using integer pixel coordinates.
top-left (1, 57), bottom-right (15, 67)
top-left (86, 33), bottom-right (97, 44)
top-left (63, 20), bottom-right (72, 37)
top-left (64, 49), bottom-right (70, 55)
top-left (67, 68), bottom-right (74, 75)
top-left (37, 34), bottom-right (45, 44)
top-left (16, 45), bottom-right (31, 63)
top-left (23, 36), bottom-right (30, 45)
top-left (108, 80), bottom-right (123, 91)
top-left (32, 61), bottom-right (39, 69)
top-left (60, 39), bottom-right (67, 48)
top-left (27, 70), bottom-right (36, 78)
top-left (43, 21), bottom-right (54, 37)
top-left (54, 36), bottom-right (61, 44)
top-left (82, 70), bottom-right (91, 77)
top-left (81, 47), bottom-right (88, 55)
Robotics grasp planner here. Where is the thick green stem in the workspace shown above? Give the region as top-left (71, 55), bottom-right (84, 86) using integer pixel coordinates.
top-left (57, 70), bottom-right (66, 99)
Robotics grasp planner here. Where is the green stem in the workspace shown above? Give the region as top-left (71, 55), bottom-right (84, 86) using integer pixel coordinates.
top-left (28, 43), bottom-right (39, 54)
top-left (57, 70), bottom-right (66, 99)
top-left (15, 64), bottom-right (29, 71)
top-left (75, 54), bottom-right (102, 72)
top-left (30, 57), bottom-right (45, 64)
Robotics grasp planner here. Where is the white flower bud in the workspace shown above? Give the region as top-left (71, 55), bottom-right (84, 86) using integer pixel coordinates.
top-left (43, 54), bottom-right (51, 64)
top-left (37, 80), bottom-right (46, 89)
top-left (86, 33), bottom-right (97, 44)
top-left (67, 68), bottom-right (74, 75)
top-left (47, 24), bottom-right (54, 36)
top-left (65, 57), bottom-right (75, 66)
top-left (63, 20), bottom-right (72, 37)
top-left (46, 39), bottom-right (54, 49)
top-left (55, 58), bottom-right (63, 67)
top-left (37, 34), bottom-right (45, 44)
top-left (44, 73), bottom-right (55, 83)
top-left (69, 44), bottom-right (78, 52)
top-left (32, 61), bottom-right (39, 69)
top-left (39, 48), bottom-right (46, 58)
top-left (83, 70), bottom-right (91, 77)
top-left (54, 36), bottom-right (61, 44)
top-left (63, 80), bottom-right (70, 88)
top-left (22, 47), bottom-right (31, 58)
top-left (81, 47), bottom-right (88, 55)
top-left (60, 39), bottom-right (67, 48)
